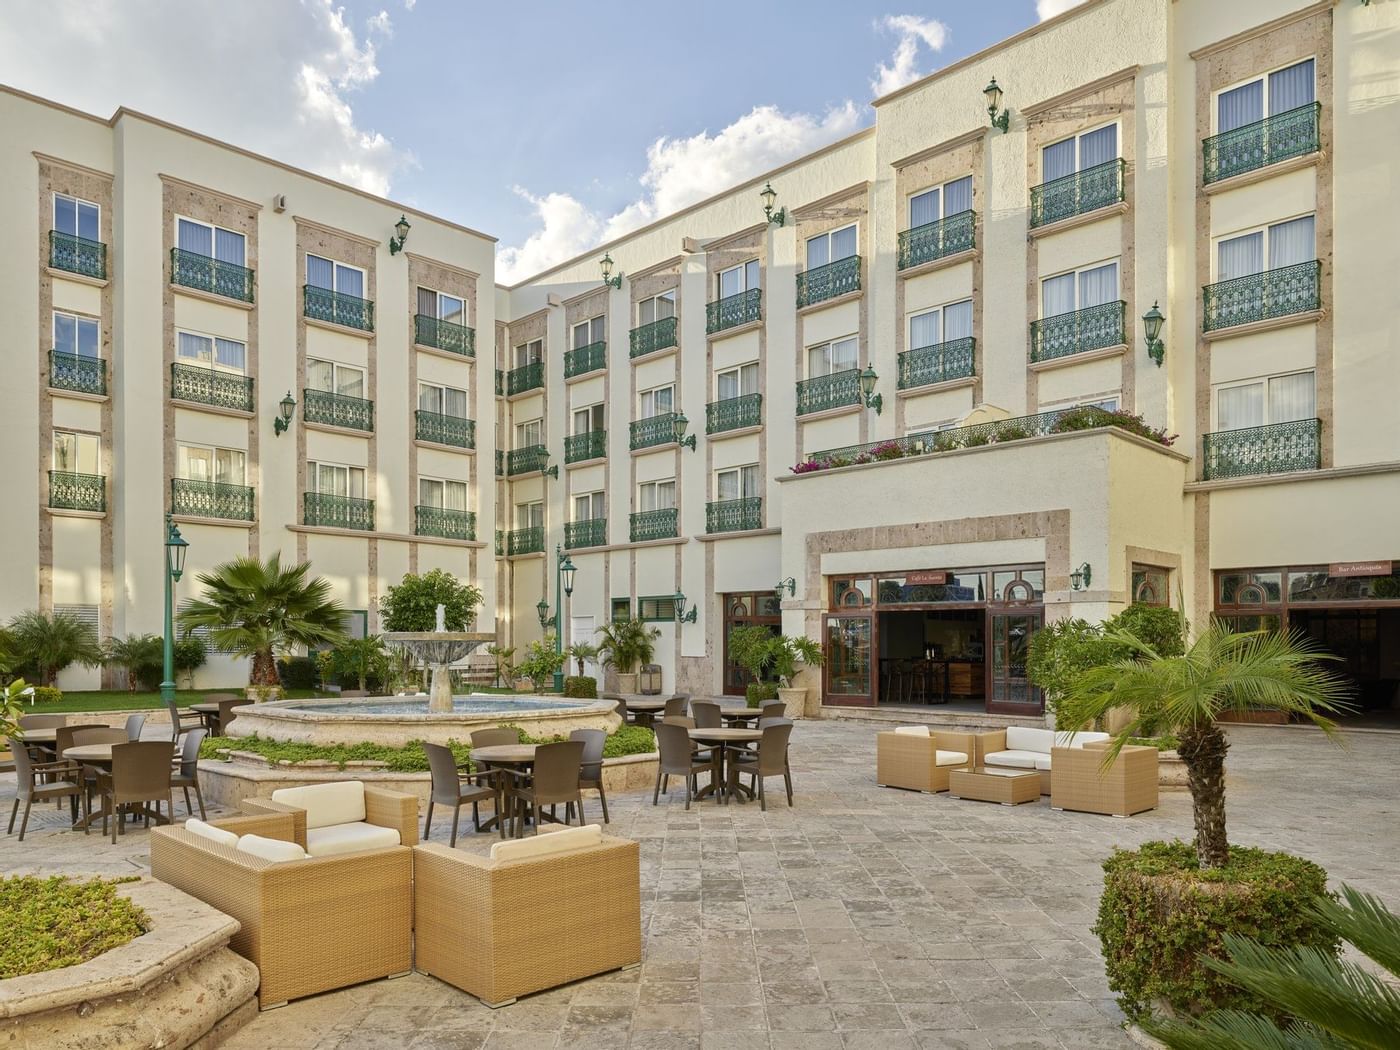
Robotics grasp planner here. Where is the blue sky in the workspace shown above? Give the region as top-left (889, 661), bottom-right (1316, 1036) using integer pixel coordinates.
top-left (0, 0), bottom-right (1072, 280)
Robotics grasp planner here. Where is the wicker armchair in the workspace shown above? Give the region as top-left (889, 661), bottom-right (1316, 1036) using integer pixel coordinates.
top-left (876, 729), bottom-right (975, 793)
top-left (241, 783), bottom-right (419, 854)
top-left (1050, 741), bottom-right (1159, 817)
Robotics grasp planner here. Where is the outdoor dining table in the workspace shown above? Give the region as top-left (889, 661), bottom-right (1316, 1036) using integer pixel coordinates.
top-left (715, 705), bottom-right (760, 723)
top-left (189, 703), bottom-right (221, 730)
top-left (61, 742), bottom-right (172, 830)
top-left (688, 727), bottom-right (762, 803)
top-left (622, 698), bottom-right (666, 726)
top-left (465, 743), bottom-right (541, 834)
top-left (13, 728), bottom-right (58, 745)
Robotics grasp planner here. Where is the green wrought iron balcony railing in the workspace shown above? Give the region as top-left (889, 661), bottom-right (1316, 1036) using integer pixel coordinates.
top-left (494, 530), bottom-right (504, 556)
top-left (796, 368), bottom-right (861, 416)
top-left (1202, 261), bottom-right (1321, 333)
top-left (706, 289), bottom-right (761, 335)
top-left (495, 448), bottom-right (504, 476)
top-left (415, 505), bottom-right (476, 541)
top-left (171, 478), bottom-right (254, 521)
top-left (48, 470), bottom-right (105, 513)
top-left (564, 341), bottom-right (606, 378)
top-left (897, 337), bottom-right (976, 390)
top-left (898, 211), bottom-right (976, 271)
top-left (507, 444), bottom-right (550, 476)
top-left (415, 409), bottom-right (475, 449)
top-left (304, 492), bottom-right (374, 530)
top-left (630, 412), bottom-right (682, 451)
top-left (1203, 103), bottom-right (1321, 185)
top-left (303, 285), bottom-right (374, 332)
top-left (706, 496), bottom-right (762, 534)
top-left (171, 248), bottom-right (254, 303)
top-left (506, 360), bottom-right (544, 396)
top-left (565, 517), bottom-right (607, 550)
top-left (495, 369), bottom-right (505, 397)
top-left (1202, 418), bottom-right (1321, 481)
top-left (49, 351), bottom-right (107, 397)
top-left (304, 388), bottom-right (374, 432)
top-left (630, 317), bottom-right (678, 358)
top-left (171, 362), bottom-right (255, 412)
top-left (630, 507), bottom-right (678, 543)
top-left (50, 231), bottom-right (107, 280)
top-left (506, 525), bottom-right (545, 556)
top-left (1029, 301), bottom-right (1126, 363)
top-left (706, 393), bottom-right (762, 434)
top-left (1030, 158), bottom-right (1126, 229)
top-left (796, 255), bottom-right (861, 308)
top-left (414, 314), bottom-right (475, 357)
top-left (565, 430), bottom-right (606, 463)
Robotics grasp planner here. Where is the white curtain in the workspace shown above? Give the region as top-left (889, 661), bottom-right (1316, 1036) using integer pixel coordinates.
top-left (444, 387), bottom-right (468, 418)
top-left (307, 359), bottom-right (334, 392)
top-left (739, 362), bottom-right (759, 394)
top-left (445, 482), bottom-right (468, 511)
top-left (655, 292), bottom-right (675, 320)
top-left (944, 300), bottom-right (973, 341)
top-left (178, 218), bottom-right (213, 256)
top-left (831, 337), bottom-right (858, 371)
top-left (1078, 262), bottom-right (1119, 308)
top-left (806, 236), bottom-right (829, 270)
top-left (1218, 383), bottom-right (1264, 430)
top-left (214, 228), bottom-right (245, 266)
top-left (419, 384), bottom-right (441, 412)
top-left (336, 367), bottom-right (364, 398)
top-left (419, 479), bottom-right (442, 507)
top-left (719, 268), bottom-right (741, 298)
top-left (214, 337), bottom-right (245, 372)
top-left (1218, 232), bottom-right (1264, 281)
top-left (1269, 372), bottom-right (1315, 422)
top-left (1043, 139), bottom-right (1075, 182)
top-left (1042, 273), bottom-right (1076, 317)
top-left (440, 294), bottom-right (465, 325)
top-left (1269, 60), bottom-right (1315, 114)
top-left (1080, 125), bottom-right (1118, 169)
top-left (177, 331), bottom-right (210, 364)
top-left (216, 450), bottom-right (245, 485)
top-left (1218, 80), bottom-right (1264, 132)
top-left (831, 225), bottom-right (857, 261)
top-left (417, 286), bottom-right (438, 317)
top-left (909, 188), bottom-right (939, 228)
top-left (1268, 215), bottom-right (1315, 268)
top-left (306, 254), bottom-right (334, 289)
top-left (717, 371), bottom-right (738, 400)
top-left (944, 177), bottom-right (972, 215)
top-left (909, 309), bottom-right (941, 350)
top-left (334, 263), bottom-right (363, 299)
top-left (717, 472), bottom-right (739, 500)
top-left (741, 465), bottom-right (760, 498)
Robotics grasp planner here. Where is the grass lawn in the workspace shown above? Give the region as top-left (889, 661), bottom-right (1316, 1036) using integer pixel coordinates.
top-left (37, 688), bottom-right (329, 714)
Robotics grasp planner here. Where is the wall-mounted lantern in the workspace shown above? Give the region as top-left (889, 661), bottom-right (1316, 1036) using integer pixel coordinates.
top-left (1142, 301), bottom-right (1165, 368)
top-left (1069, 563), bottom-right (1093, 591)
top-left (389, 215), bottom-right (411, 255)
top-left (673, 592), bottom-right (698, 625)
top-left (760, 181), bottom-right (787, 227)
top-left (600, 252), bottom-right (623, 290)
top-left (274, 391), bottom-right (296, 436)
top-left (673, 413), bottom-right (698, 451)
top-left (858, 366), bottom-right (884, 415)
top-left (984, 78), bottom-right (1011, 133)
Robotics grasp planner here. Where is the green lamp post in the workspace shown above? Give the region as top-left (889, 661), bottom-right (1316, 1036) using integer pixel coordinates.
top-left (160, 513), bottom-right (189, 706)
top-left (538, 546), bottom-right (577, 691)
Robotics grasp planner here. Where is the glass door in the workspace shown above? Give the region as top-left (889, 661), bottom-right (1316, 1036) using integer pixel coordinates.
top-left (986, 610), bottom-right (1043, 714)
top-left (823, 612), bottom-right (875, 707)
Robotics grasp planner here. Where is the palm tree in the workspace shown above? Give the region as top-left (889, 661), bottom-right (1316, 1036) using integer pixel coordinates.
top-left (7, 610), bottom-right (104, 687)
top-left (103, 633), bottom-right (164, 692)
top-left (594, 618), bottom-right (660, 676)
top-left (178, 554), bottom-right (349, 687)
top-left (1057, 624), bottom-right (1349, 869)
top-left (566, 641), bottom-right (599, 677)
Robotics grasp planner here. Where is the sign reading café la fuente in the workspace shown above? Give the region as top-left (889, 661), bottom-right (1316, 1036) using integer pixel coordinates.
top-left (906, 570), bottom-right (949, 585)
top-left (1329, 561), bottom-right (1393, 577)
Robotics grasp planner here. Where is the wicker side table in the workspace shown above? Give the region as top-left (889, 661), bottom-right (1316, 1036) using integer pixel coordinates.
top-left (948, 767), bottom-right (1041, 806)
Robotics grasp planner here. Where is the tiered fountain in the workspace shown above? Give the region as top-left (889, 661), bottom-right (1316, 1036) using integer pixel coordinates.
top-left (382, 604), bottom-right (495, 712)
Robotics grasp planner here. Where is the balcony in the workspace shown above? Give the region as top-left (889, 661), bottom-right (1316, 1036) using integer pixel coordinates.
top-left (495, 369), bottom-right (505, 397)
top-left (630, 413), bottom-right (682, 451)
top-left (898, 211), bottom-right (976, 271)
top-left (414, 314), bottom-right (475, 357)
top-left (706, 289), bottom-right (761, 335)
top-left (415, 409), bottom-right (475, 449)
top-left (304, 492), bottom-right (374, 530)
top-left (796, 368), bottom-right (861, 416)
top-left (49, 351), bottom-right (107, 397)
top-left (506, 525), bottom-right (544, 556)
top-left (565, 430), bottom-right (606, 463)
top-left (495, 530), bottom-right (503, 556)
top-left (1030, 301), bottom-right (1126, 364)
top-left (304, 388), bottom-right (374, 432)
top-left (50, 231), bottom-right (106, 281)
top-left (1202, 261), bottom-right (1320, 333)
top-left (565, 518), bottom-right (607, 549)
top-left (303, 285), bottom-right (374, 332)
top-left (171, 248), bottom-right (254, 303)
top-left (495, 448), bottom-right (504, 477)
top-left (897, 337), bottom-right (976, 390)
top-left (796, 255), bottom-right (861, 308)
top-left (1029, 158), bottom-right (1126, 229)
top-left (171, 478), bottom-right (254, 522)
top-left (48, 470), bottom-right (105, 513)
top-left (706, 393), bottom-right (762, 434)
top-left (630, 507), bottom-right (678, 543)
top-left (706, 497), bottom-right (762, 534)
top-left (630, 317), bottom-right (677, 358)
top-left (506, 360), bottom-right (544, 396)
top-left (171, 363), bottom-right (255, 412)
top-left (1203, 103), bottom-right (1321, 185)
top-left (507, 444), bottom-right (550, 476)
top-left (415, 505), bottom-right (476, 541)
top-left (1202, 418), bottom-right (1321, 481)
top-left (565, 341), bottom-right (606, 378)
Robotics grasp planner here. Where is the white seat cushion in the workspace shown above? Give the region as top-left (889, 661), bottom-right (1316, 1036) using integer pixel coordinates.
top-left (893, 725), bottom-right (930, 736)
top-left (934, 750), bottom-right (968, 767)
top-left (185, 818), bottom-right (238, 848)
top-left (984, 749), bottom-right (1042, 770)
top-left (1005, 726), bottom-right (1056, 753)
top-left (304, 821), bottom-right (401, 858)
top-left (1053, 730), bottom-right (1112, 749)
top-left (236, 833), bottom-right (308, 863)
top-left (490, 824), bottom-right (603, 863)
top-left (271, 781), bottom-right (366, 830)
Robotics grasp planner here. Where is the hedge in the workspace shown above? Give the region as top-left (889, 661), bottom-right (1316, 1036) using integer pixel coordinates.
top-left (563, 675), bottom-right (598, 699)
top-left (0, 875), bottom-right (147, 979)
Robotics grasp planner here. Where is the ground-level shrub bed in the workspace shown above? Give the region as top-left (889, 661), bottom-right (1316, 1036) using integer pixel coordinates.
top-left (0, 875), bottom-right (148, 979)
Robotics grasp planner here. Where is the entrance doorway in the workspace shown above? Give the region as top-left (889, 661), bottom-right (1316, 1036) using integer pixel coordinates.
top-left (1290, 608), bottom-right (1400, 727)
top-left (722, 591), bottom-right (782, 696)
top-left (877, 609), bottom-right (985, 712)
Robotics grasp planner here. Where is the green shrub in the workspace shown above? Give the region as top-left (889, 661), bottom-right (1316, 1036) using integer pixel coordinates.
top-left (1096, 840), bottom-right (1337, 1023)
top-left (515, 635), bottom-right (566, 690)
top-left (1107, 603), bottom-right (1186, 657)
top-left (563, 675), bottom-right (597, 698)
top-left (745, 681), bottom-right (778, 707)
top-left (31, 685), bottom-right (62, 704)
top-left (379, 569), bottom-right (482, 631)
top-left (0, 875), bottom-right (147, 979)
top-left (277, 656), bottom-right (320, 690)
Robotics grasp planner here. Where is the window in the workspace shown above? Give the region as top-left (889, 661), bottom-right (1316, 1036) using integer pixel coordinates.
top-left (572, 316), bottom-right (605, 348)
top-left (307, 359), bottom-right (365, 398)
top-left (1215, 215), bottom-right (1315, 281)
top-left (516, 501), bottom-right (544, 529)
top-left (418, 381), bottom-right (469, 418)
top-left (1132, 564), bottom-right (1171, 606)
top-left (574, 491), bottom-right (605, 521)
top-left (177, 330), bottom-right (246, 373)
top-left (1215, 371), bottom-right (1315, 431)
top-left (639, 384), bottom-right (674, 418)
top-left (308, 461), bottom-right (365, 498)
top-left (54, 194), bottom-right (99, 240)
top-left (639, 479), bottom-right (676, 511)
top-left (716, 465), bottom-right (759, 500)
top-left (1042, 124), bottom-right (1118, 182)
top-left (909, 176), bottom-right (972, 228)
top-left (806, 224), bottom-right (858, 270)
top-left (1041, 260), bottom-right (1119, 317)
top-left (418, 476), bottom-right (470, 510)
top-left (611, 597), bottom-right (631, 623)
top-left (574, 404), bottom-right (604, 434)
top-left (716, 362), bottom-right (759, 400)
top-left (346, 611), bottom-right (369, 640)
top-left (1217, 59), bottom-right (1315, 133)
top-left (908, 299), bottom-right (973, 350)
top-left (416, 287), bottom-right (466, 326)
top-left (514, 339), bottom-right (543, 368)
top-left (53, 311), bottom-right (99, 359)
top-left (718, 259), bottom-right (760, 298)
top-left (53, 430), bottom-right (99, 474)
top-left (806, 336), bottom-right (858, 378)
top-left (306, 254), bottom-right (363, 298)
top-left (639, 595), bottom-right (677, 622)
top-left (1080, 395), bottom-right (1121, 412)
top-left (54, 603), bottom-right (101, 638)
top-left (178, 444), bottom-right (246, 485)
top-left (637, 291), bottom-right (676, 325)
top-left (177, 217), bottom-right (245, 266)
top-left (515, 418), bottom-right (543, 448)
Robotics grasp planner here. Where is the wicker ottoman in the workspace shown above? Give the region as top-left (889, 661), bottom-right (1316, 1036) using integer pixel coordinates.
top-left (948, 767), bottom-right (1041, 806)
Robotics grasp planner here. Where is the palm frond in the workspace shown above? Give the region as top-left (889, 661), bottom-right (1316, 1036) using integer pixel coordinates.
top-left (1146, 1008), bottom-right (1340, 1050)
top-left (1310, 885), bottom-right (1400, 982)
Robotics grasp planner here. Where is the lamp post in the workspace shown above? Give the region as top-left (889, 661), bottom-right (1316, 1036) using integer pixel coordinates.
top-left (539, 546), bottom-right (577, 691)
top-left (161, 513), bottom-right (189, 706)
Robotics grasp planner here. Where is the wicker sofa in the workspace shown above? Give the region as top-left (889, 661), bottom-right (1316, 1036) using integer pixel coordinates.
top-left (971, 726), bottom-right (1112, 794)
top-left (1050, 740), bottom-right (1159, 816)
top-left (240, 781), bottom-right (419, 855)
top-left (876, 727), bottom-right (974, 793)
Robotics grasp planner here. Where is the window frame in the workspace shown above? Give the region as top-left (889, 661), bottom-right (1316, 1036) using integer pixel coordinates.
top-left (717, 259), bottom-right (760, 299)
top-left (805, 335), bottom-right (859, 379)
top-left (805, 223), bottom-right (859, 271)
top-left (417, 380), bottom-right (469, 418)
top-left (1210, 212), bottom-right (1317, 282)
top-left (176, 215), bottom-right (246, 264)
top-left (307, 460), bottom-right (367, 499)
top-left (639, 384), bottom-right (675, 419)
top-left (907, 176), bottom-right (973, 229)
top-left (1040, 121), bottom-right (1121, 182)
top-left (1211, 57), bottom-right (1317, 134)
top-left (417, 475), bottom-right (470, 510)
top-left (715, 464), bottom-right (760, 501)
top-left (573, 403), bottom-right (604, 435)
top-left (176, 327), bottom-right (247, 374)
top-left (611, 597), bottom-right (631, 623)
top-left (417, 286), bottom-right (466, 324)
top-left (573, 490), bottom-right (605, 522)
top-left (53, 193), bottom-right (100, 240)
top-left (514, 338), bottom-right (543, 368)
top-left (571, 315), bottom-right (606, 349)
top-left (177, 442), bottom-right (247, 485)
top-left (52, 310), bottom-right (101, 360)
top-left (306, 358), bottom-right (366, 397)
top-left (514, 418), bottom-right (544, 448)
top-left (305, 253), bottom-right (365, 296)
top-left (638, 478), bottom-right (676, 512)
top-left (636, 290), bottom-right (676, 326)
top-left (516, 500), bottom-right (544, 530)
top-left (715, 361), bottom-right (760, 400)
top-left (1039, 257), bottom-right (1121, 319)
top-left (1212, 369), bottom-right (1316, 432)
top-left (906, 297), bottom-right (973, 351)
top-left (638, 595), bottom-right (678, 623)
top-left (52, 429), bottom-right (101, 474)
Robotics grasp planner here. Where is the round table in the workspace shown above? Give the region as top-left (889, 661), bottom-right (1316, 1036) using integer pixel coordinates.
top-left (62, 742), bottom-right (172, 830)
top-left (716, 706), bottom-right (760, 723)
top-left (621, 698), bottom-right (667, 727)
top-left (13, 728), bottom-right (57, 744)
top-left (468, 744), bottom-right (540, 834)
top-left (688, 727), bottom-right (762, 802)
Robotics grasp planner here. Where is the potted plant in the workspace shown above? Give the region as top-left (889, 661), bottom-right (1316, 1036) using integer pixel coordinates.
top-left (771, 635), bottom-right (824, 717)
top-left (595, 618), bottom-right (659, 694)
top-left (515, 635), bottom-right (566, 693)
top-left (726, 625), bottom-right (780, 707)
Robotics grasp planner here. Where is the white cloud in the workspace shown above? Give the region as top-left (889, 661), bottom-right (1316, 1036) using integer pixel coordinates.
top-left (0, 0), bottom-right (408, 197)
top-left (1037, 0), bottom-right (1088, 21)
top-left (871, 14), bottom-right (950, 97)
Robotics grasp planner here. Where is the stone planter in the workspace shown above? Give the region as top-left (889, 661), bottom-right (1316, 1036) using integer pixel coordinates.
top-left (615, 673), bottom-right (639, 694)
top-left (245, 685), bottom-right (283, 703)
top-left (514, 679), bottom-right (535, 693)
top-left (777, 687), bottom-right (807, 719)
top-left (1158, 750), bottom-right (1189, 790)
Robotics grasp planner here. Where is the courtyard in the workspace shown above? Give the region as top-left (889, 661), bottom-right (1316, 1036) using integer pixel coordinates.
top-left (5, 718), bottom-right (1395, 1049)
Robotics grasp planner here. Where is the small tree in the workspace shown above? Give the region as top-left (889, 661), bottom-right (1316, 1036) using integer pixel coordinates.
top-left (379, 570), bottom-right (483, 632)
top-left (566, 641), bottom-right (599, 677)
top-left (727, 625), bottom-right (779, 688)
top-left (0, 678), bottom-right (28, 740)
top-left (594, 619), bottom-right (660, 676)
top-left (7, 610), bottom-right (104, 687)
top-left (486, 645), bottom-right (517, 688)
top-left (516, 635), bottom-right (566, 689)
top-left (103, 633), bottom-right (165, 692)
top-left (770, 635), bottom-right (824, 688)
top-left (174, 635), bottom-right (207, 689)
top-left (328, 635), bottom-right (389, 692)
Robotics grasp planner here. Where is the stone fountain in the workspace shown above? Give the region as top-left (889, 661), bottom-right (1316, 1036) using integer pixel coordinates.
top-left (382, 604), bottom-right (495, 713)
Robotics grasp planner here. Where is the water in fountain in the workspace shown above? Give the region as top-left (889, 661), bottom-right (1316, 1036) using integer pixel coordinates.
top-left (382, 603), bottom-right (495, 713)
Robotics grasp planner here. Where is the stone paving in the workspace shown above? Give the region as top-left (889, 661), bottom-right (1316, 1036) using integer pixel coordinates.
top-left (3, 721), bottom-right (1398, 1049)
